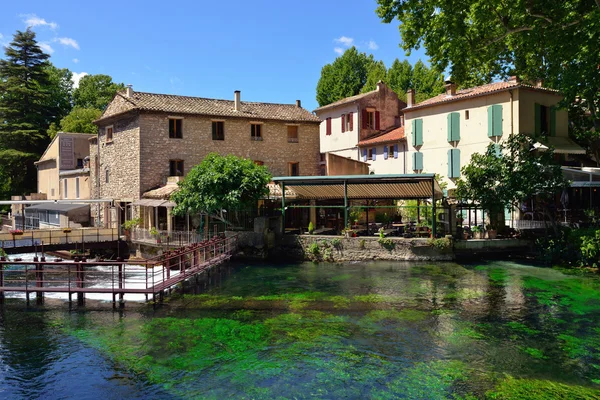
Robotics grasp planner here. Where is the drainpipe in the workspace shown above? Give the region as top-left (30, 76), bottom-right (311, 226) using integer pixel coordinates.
top-left (509, 89), bottom-right (514, 137)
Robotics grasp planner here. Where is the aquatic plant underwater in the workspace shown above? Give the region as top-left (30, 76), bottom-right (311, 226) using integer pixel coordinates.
top-left (55, 261), bottom-right (600, 399)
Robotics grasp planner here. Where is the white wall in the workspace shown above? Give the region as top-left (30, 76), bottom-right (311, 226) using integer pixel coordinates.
top-left (359, 142), bottom-right (408, 174)
top-left (317, 104), bottom-right (360, 157)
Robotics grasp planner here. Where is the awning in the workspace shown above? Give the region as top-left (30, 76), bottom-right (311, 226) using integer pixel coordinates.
top-left (271, 174), bottom-right (443, 200)
top-left (26, 203), bottom-right (89, 213)
top-left (541, 136), bottom-right (586, 154)
top-left (142, 183), bottom-right (179, 200)
top-left (132, 199), bottom-right (177, 207)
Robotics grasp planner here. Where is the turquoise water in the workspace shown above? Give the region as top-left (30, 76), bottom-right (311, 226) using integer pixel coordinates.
top-left (1, 259), bottom-right (600, 399)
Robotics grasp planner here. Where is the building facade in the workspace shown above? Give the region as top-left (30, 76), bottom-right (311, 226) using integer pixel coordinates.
top-left (90, 87), bottom-right (321, 229)
top-left (403, 77), bottom-right (584, 192)
top-left (314, 81), bottom-right (407, 174)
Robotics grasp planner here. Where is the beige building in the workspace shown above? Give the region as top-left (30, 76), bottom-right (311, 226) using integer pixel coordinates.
top-left (90, 87), bottom-right (321, 231)
top-left (404, 77), bottom-right (584, 192)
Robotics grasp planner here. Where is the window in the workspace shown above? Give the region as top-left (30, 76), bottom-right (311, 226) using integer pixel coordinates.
top-left (63, 180), bottom-right (68, 199)
top-left (48, 211), bottom-right (60, 226)
top-left (448, 148), bottom-right (461, 178)
top-left (251, 124), bottom-right (262, 141)
top-left (367, 111), bottom-right (375, 129)
top-left (392, 144), bottom-right (399, 159)
top-left (535, 103), bottom-right (556, 136)
top-left (368, 148), bottom-right (377, 161)
top-left (75, 178), bottom-right (80, 199)
top-left (254, 160), bottom-right (264, 166)
top-left (411, 119), bottom-right (424, 146)
top-left (487, 105), bottom-right (503, 137)
top-left (169, 160), bottom-right (184, 176)
top-left (212, 121), bottom-right (224, 140)
top-left (105, 126), bottom-right (113, 143)
top-left (465, 110), bottom-right (470, 120)
top-left (447, 112), bottom-right (460, 142)
top-left (412, 152), bottom-right (423, 172)
top-left (77, 158), bottom-right (84, 168)
top-left (289, 162), bottom-right (300, 176)
top-left (169, 118), bottom-right (183, 138)
top-left (344, 113), bottom-right (353, 131)
top-left (105, 169), bottom-right (109, 184)
top-left (288, 125), bottom-right (299, 143)
top-left (326, 118), bottom-right (332, 135)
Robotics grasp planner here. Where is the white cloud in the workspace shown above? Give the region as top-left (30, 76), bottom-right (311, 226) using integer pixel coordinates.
top-left (334, 47), bottom-right (344, 55)
top-left (56, 37), bottom-right (79, 50)
top-left (72, 58), bottom-right (79, 64)
top-left (71, 72), bottom-right (88, 88)
top-left (21, 14), bottom-right (58, 30)
top-left (368, 40), bottom-right (379, 50)
top-left (39, 42), bottom-right (54, 54)
top-left (334, 36), bottom-right (354, 47)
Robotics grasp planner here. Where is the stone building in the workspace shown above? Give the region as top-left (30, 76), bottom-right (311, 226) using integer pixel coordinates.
top-left (90, 87), bottom-right (321, 230)
top-left (314, 81), bottom-right (408, 174)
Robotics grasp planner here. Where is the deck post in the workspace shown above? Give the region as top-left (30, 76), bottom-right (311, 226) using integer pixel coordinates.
top-left (344, 180), bottom-right (349, 230)
top-left (432, 178), bottom-right (437, 238)
top-left (35, 256), bottom-right (44, 304)
top-left (281, 182), bottom-right (286, 233)
top-left (0, 257), bottom-right (4, 303)
top-left (117, 257), bottom-right (124, 304)
top-left (76, 257), bottom-right (84, 305)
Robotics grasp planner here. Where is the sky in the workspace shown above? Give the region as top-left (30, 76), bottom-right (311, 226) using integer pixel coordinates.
top-left (0, 0), bottom-right (429, 112)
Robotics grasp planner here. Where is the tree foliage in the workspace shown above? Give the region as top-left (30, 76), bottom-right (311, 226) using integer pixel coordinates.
top-left (171, 153), bottom-right (272, 222)
top-left (73, 74), bottom-right (125, 110)
top-left (456, 133), bottom-right (567, 229)
top-left (53, 107), bottom-right (102, 136)
top-left (316, 47), bottom-right (375, 107)
top-left (361, 60), bottom-right (388, 93)
top-left (0, 29), bottom-right (54, 195)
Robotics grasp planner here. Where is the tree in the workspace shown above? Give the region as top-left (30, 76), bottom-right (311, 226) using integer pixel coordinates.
top-left (52, 107), bottom-right (102, 136)
top-left (316, 47), bottom-right (375, 107)
top-left (387, 59), bottom-right (412, 101)
top-left (361, 60), bottom-right (388, 93)
top-left (376, 0), bottom-right (600, 158)
top-left (73, 74), bottom-right (125, 110)
top-left (171, 153), bottom-right (272, 224)
top-left (0, 29), bottom-right (54, 195)
top-left (456, 133), bottom-right (567, 230)
top-left (411, 60), bottom-right (445, 103)
top-left (45, 64), bottom-right (73, 126)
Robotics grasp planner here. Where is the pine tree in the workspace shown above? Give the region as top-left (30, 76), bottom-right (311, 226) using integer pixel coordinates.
top-left (0, 29), bottom-right (54, 196)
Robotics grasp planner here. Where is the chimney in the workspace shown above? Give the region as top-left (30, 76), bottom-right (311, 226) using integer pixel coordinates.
top-left (508, 75), bottom-right (520, 83)
top-left (444, 77), bottom-right (457, 96)
top-left (406, 89), bottom-right (415, 107)
top-left (234, 90), bottom-right (241, 111)
top-left (126, 84), bottom-right (133, 98)
top-left (296, 100), bottom-right (301, 108)
top-left (376, 80), bottom-right (385, 91)
top-left (535, 79), bottom-right (544, 88)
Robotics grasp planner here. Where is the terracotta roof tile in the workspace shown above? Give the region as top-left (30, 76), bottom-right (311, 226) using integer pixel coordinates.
top-left (407, 81), bottom-right (561, 111)
top-left (358, 126), bottom-right (405, 146)
top-left (98, 91), bottom-right (321, 123)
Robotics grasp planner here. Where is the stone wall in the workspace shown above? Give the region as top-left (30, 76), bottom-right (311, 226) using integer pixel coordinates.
top-left (271, 235), bottom-right (454, 262)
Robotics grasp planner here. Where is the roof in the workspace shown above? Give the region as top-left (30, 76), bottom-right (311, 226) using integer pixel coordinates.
top-left (358, 126), bottom-right (405, 146)
top-left (142, 183), bottom-right (179, 200)
top-left (36, 132), bottom-right (93, 165)
top-left (132, 199), bottom-right (177, 207)
top-left (313, 89), bottom-right (377, 113)
top-left (271, 174), bottom-right (443, 200)
top-left (544, 136), bottom-right (586, 155)
top-left (59, 168), bottom-right (90, 177)
top-left (96, 91), bottom-right (321, 124)
top-left (406, 81), bottom-right (561, 111)
top-left (26, 203), bottom-right (89, 213)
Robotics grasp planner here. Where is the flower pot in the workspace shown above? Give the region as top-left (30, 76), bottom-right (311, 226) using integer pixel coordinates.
top-left (473, 232), bottom-right (482, 239)
top-left (487, 230), bottom-right (497, 239)
top-left (463, 232), bottom-right (469, 240)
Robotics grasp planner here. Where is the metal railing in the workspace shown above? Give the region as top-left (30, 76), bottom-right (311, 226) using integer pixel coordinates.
top-left (0, 227), bottom-right (119, 249)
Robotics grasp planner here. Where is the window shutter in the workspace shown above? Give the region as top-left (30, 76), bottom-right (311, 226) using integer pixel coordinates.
top-left (349, 112), bottom-right (354, 131)
top-left (447, 149), bottom-right (453, 178)
top-left (375, 111), bottom-right (380, 130)
top-left (169, 120), bottom-right (174, 137)
top-left (412, 152), bottom-right (423, 171)
top-left (326, 118), bottom-right (332, 135)
top-left (448, 148), bottom-right (461, 178)
top-left (418, 152), bottom-right (423, 170)
top-left (362, 148), bottom-right (367, 162)
top-left (487, 106), bottom-right (494, 137)
top-left (384, 145), bottom-right (388, 160)
top-left (550, 107), bottom-right (556, 136)
top-left (411, 120), bottom-right (416, 146)
top-left (394, 144), bottom-right (398, 159)
top-left (341, 114), bottom-right (345, 133)
top-left (447, 113), bottom-right (453, 142)
top-left (412, 152), bottom-right (417, 171)
top-left (415, 119), bottom-right (423, 146)
top-left (372, 147), bottom-right (376, 161)
top-left (494, 143), bottom-right (502, 157)
top-left (362, 110), bottom-right (368, 129)
top-left (493, 105), bottom-right (503, 137)
top-left (534, 103), bottom-right (541, 135)
top-left (452, 112), bottom-right (460, 141)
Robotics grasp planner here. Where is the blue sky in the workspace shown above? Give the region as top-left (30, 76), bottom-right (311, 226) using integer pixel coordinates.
top-left (0, 0), bottom-right (428, 111)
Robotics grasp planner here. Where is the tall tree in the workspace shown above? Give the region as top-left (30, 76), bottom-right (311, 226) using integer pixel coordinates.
top-left (0, 29), bottom-right (54, 195)
top-left (361, 60), bottom-right (388, 93)
top-left (73, 74), bottom-right (125, 110)
top-left (316, 47), bottom-right (375, 107)
top-left (51, 107), bottom-right (102, 137)
top-left (411, 60), bottom-right (445, 103)
top-left (45, 64), bottom-right (73, 126)
top-left (387, 59), bottom-right (413, 101)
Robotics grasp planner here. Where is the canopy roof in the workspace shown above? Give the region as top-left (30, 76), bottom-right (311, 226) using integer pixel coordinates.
top-left (26, 203), bottom-right (89, 213)
top-left (271, 174), bottom-right (443, 200)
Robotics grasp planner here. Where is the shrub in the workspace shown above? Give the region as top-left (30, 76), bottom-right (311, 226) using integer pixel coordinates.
top-left (359, 239), bottom-right (366, 249)
top-left (307, 221), bottom-right (314, 234)
top-left (330, 238), bottom-right (342, 249)
top-left (378, 237), bottom-right (395, 250)
top-left (122, 217), bottom-right (141, 231)
top-left (307, 242), bottom-right (320, 258)
top-left (427, 237), bottom-right (451, 251)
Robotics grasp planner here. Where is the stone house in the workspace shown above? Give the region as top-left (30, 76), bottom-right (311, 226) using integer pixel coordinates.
top-left (314, 81), bottom-right (408, 174)
top-left (90, 87), bottom-right (321, 231)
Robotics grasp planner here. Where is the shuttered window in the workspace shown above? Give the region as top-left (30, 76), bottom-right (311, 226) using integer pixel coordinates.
top-left (326, 118), bottom-right (332, 135)
top-left (169, 118), bottom-right (182, 138)
top-left (447, 112), bottom-right (460, 142)
top-left (383, 145), bottom-right (388, 160)
top-left (487, 105), bottom-right (503, 137)
top-left (348, 112), bottom-right (354, 131)
top-left (372, 147), bottom-right (376, 161)
top-left (411, 119), bottom-right (423, 146)
top-left (447, 148), bottom-right (461, 178)
top-left (393, 144), bottom-right (399, 159)
top-left (412, 152), bottom-right (423, 171)
top-left (341, 114), bottom-right (345, 133)
top-left (288, 126), bottom-right (299, 142)
top-left (362, 148), bottom-right (367, 162)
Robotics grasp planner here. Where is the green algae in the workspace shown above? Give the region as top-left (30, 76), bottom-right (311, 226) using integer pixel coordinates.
top-left (506, 321), bottom-right (540, 336)
top-left (520, 347), bottom-right (547, 359)
top-left (522, 276), bottom-right (600, 315)
top-left (486, 376), bottom-right (600, 399)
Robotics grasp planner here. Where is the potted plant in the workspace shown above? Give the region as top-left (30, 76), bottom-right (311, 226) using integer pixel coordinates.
top-left (308, 221), bottom-right (314, 235)
top-left (122, 217), bottom-right (141, 239)
top-left (149, 227), bottom-right (161, 243)
top-left (9, 229), bottom-right (23, 236)
top-left (63, 227), bottom-right (72, 233)
top-left (471, 225), bottom-right (482, 239)
top-left (486, 224), bottom-right (497, 239)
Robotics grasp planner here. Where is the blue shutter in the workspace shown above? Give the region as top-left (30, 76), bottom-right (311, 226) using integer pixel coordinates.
top-left (394, 144), bottom-right (398, 159)
top-left (362, 148), bottom-right (367, 162)
top-left (384, 145), bottom-right (388, 160)
top-left (372, 147), bottom-right (376, 161)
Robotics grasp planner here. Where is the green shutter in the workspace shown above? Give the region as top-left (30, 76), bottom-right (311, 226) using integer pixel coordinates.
top-left (447, 114), bottom-right (453, 142)
top-left (447, 112), bottom-right (460, 142)
top-left (487, 106), bottom-right (494, 137)
top-left (447, 149), bottom-right (453, 177)
top-left (415, 119), bottom-right (423, 146)
top-left (550, 107), bottom-right (557, 136)
top-left (494, 143), bottom-right (502, 157)
top-left (412, 152), bottom-right (423, 171)
top-left (412, 152), bottom-right (417, 171)
top-left (411, 120), bottom-right (417, 146)
top-left (453, 148), bottom-right (461, 177)
top-left (493, 105), bottom-right (503, 137)
top-left (534, 103), bottom-right (541, 135)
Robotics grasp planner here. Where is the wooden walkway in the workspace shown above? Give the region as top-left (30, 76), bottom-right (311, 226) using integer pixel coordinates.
top-left (0, 234), bottom-right (237, 305)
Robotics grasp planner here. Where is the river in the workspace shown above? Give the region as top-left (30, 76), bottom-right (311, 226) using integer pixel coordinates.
top-left (0, 255), bottom-right (599, 399)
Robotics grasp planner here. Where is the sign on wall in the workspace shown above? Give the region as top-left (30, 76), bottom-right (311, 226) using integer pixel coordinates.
top-left (59, 137), bottom-right (74, 170)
